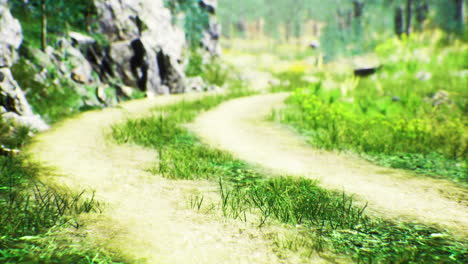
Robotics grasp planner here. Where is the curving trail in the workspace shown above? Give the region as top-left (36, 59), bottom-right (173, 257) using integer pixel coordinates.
top-left (28, 94), bottom-right (304, 264)
top-left (191, 93), bottom-right (468, 236)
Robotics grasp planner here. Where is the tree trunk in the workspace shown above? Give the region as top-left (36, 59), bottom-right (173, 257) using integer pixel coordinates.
top-left (405, 0), bottom-right (413, 36)
top-left (416, 2), bottom-right (429, 31)
top-left (454, 0), bottom-right (464, 33)
top-left (395, 6), bottom-right (405, 37)
top-left (353, 1), bottom-right (365, 19)
top-left (40, 0), bottom-right (47, 51)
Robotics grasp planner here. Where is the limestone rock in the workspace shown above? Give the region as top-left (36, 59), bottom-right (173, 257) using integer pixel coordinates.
top-left (186, 76), bottom-right (207, 93)
top-left (0, 1), bottom-right (48, 131)
top-left (431, 90), bottom-right (451, 107)
top-left (200, 0), bottom-right (217, 14)
top-left (94, 0), bottom-right (187, 94)
top-left (69, 31), bottom-right (96, 46)
top-left (0, 0), bottom-right (22, 67)
top-left (201, 17), bottom-right (222, 56)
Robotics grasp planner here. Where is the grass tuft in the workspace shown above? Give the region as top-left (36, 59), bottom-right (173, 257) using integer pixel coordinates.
top-left (112, 90), bottom-right (467, 263)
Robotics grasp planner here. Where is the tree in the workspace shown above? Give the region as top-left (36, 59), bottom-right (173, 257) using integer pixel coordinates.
top-left (405, 0), bottom-right (413, 36)
top-left (10, 0), bottom-right (97, 50)
top-left (40, 0), bottom-right (46, 51)
top-left (453, 0), bottom-right (464, 34)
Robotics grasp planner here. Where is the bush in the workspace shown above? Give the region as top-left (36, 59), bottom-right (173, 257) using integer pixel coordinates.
top-left (273, 34), bottom-right (468, 182)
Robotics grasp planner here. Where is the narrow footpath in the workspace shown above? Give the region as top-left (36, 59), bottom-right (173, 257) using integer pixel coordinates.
top-left (29, 94), bottom-right (295, 264)
top-left (191, 93), bottom-right (468, 236)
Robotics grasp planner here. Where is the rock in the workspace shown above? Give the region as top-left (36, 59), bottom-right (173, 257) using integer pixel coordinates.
top-left (116, 84), bottom-right (134, 98)
top-left (353, 66), bottom-right (382, 77)
top-left (0, 2), bottom-right (48, 131)
top-left (200, 0), bottom-right (217, 14)
top-left (309, 41), bottom-right (320, 49)
top-left (201, 17), bottom-right (222, 56)
top-left (0, 144), bottom-right (20, 157)
top-left (415, 71), bottom-right (431, 81)
top-left (185, 76), bottom-right (207, 92)
top-left (96, 85), bottom-right (108, 105)
top-left (392, 96), bottom-right (401, 102)
top-left (56, 38), bottom-right (95, 84)
top-left (71, 71), bottom-right (87, 84)
top-left (431, 90), bottom-right (451, 106)
top-left (302, 76), bottom-right (320, 84)
top-left (69, 31), bottom-right (96, 46)
top-left (0, 1), bottom-right (22, 67)
top-left (2, 111), bottom-right (50, 131)
top-left (94, 0), bottom-right (188, 94)
top-left (200, 0), bottom-right (221, 56)
top-left (268, 79), bottom-right (281, 86)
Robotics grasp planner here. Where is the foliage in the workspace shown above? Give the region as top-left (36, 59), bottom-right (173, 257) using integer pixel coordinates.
top-left (218, 0), bottom-right (466, 58)
top-left (164, 0), bottom-right (210, 48)
top-left (112, 88), bottom-right (467, 263)
top-left (272, 32), bottom-right (468, 183)
top-left (185, 51), bottom-right (233, 86)
top-left (11, 58), bottom-right (82, 124)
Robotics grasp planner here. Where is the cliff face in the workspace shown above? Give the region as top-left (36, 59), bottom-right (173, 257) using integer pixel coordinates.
top-left (94, 0), bottom-right (186, 94)
top-left (0, 0), bottom-right (220, 130)
top-left (0, 0), bottom-right (48, 131)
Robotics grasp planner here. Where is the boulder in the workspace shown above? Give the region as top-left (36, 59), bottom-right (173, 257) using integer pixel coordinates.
top-left (0, 0), bottom-right (22, 68)
top-left (94, 0), bottom-right (187, 94)
top-left (431, 90), bottom-right (451, 107)
top-left (200, 0), bottom-right (217, 14)
top-left (69, 31), bottom-right (96, 46)
top-left (201, 17), bottom-right (222, 56)
top-left (0, 1), bottom-right (48, 131)
top-left (185, 76), bottom-right (207, 92)
top-left (353, 66), bottom-right (382, 77)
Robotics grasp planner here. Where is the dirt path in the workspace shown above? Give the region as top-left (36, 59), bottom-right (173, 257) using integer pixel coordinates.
top-left (191, 93), bottom-right (468, 236)
top-left (28, 94), bottom-right (304, 264)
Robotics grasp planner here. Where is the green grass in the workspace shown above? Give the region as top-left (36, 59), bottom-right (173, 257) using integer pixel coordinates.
top-left (270, 34), bottom-right (468, 184)
top-left (112, 89), bottom-right (467, 263)
top-left (185, 51), bottom-right (233, 87)
top-left (0, 117), bottom-right (121, 263)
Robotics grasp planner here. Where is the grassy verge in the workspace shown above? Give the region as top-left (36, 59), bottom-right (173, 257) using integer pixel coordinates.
top-left (269, 32), bottom-right (467, 184)
top-left (0, 118), bottom-right (121, 263)
top-left (111, 90), bottom-right (467, 263)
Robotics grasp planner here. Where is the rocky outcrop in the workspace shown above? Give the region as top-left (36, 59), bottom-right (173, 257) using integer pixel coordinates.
top-left (0, 0), bottom-right (48, 131)
top-left (200, 0), bottom-right (222, 56)
top-left (93, 0), bottom-right (187, 94)
top-left (1, 0), bottom-right (220, 132)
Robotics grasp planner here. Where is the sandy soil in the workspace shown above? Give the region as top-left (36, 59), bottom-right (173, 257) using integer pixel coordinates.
top-left (191, 93), bottom-right (468, 236)
top-left (28, 94), bottom-right (312, 264)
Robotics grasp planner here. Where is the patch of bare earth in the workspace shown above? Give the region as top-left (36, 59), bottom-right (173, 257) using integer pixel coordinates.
top-left (190, 93), bottom-right (468, 237)
top-left (29, 94), bottom-right (332, 264)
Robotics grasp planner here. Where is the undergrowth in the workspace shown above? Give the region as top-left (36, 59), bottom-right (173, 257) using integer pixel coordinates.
top-left (112, 91), bottom-right (467, 263)
top-left (270, 32), bottom-right (468, 184)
